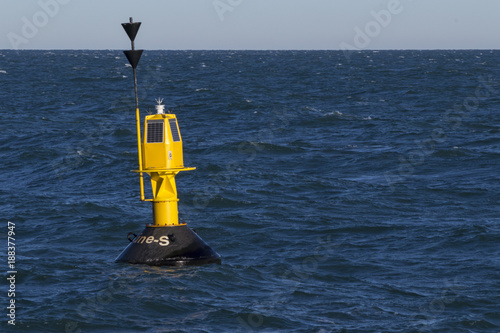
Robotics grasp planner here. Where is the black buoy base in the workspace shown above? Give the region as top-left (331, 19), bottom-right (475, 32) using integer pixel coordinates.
top-left (115, 224), bottom-right (221, 266)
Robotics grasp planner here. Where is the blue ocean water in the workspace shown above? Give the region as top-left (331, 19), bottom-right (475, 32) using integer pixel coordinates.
top-left (0, 49), bottom-right (499, 332)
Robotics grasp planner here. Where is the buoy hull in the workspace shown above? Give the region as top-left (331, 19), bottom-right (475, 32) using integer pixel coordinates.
top-left (115, 224), bottom-right (221, 266)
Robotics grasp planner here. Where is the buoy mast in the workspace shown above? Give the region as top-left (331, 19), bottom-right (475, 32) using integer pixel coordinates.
top-left (122, 17), bottom-right (145, 201)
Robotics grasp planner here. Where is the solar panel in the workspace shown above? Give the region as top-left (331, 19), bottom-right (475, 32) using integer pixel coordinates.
top-left (147, 120), bottom-right (163, 143)
top-left (169, 118), bottom-right (181, 142)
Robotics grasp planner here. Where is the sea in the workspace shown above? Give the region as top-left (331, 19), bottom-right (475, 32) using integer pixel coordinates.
top-left (0, 50), bottom-right (499, 333)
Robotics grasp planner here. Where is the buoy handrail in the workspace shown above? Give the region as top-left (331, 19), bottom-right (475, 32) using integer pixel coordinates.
top-left (131, 167), bottom-right (196, 173)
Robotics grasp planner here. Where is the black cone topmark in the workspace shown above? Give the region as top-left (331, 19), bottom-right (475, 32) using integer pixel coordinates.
top-left (123, 49), bottom-right (143, 69)
top-left (121, 18), bottom-right (141, 43)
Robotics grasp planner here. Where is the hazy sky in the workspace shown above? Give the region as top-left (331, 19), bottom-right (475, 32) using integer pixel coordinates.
top-left (1, 0), bottom-right (499, 50)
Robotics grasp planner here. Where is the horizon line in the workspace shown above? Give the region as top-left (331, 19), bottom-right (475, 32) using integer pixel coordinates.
top-left (1, 48), bottom-right (500, 52)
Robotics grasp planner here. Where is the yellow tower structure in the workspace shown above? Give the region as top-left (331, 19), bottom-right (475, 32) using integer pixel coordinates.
top-left (140, 105), bottom-right (196, 227)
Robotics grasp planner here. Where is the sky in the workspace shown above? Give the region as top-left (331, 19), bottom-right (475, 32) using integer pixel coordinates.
top-left (1, 0), bottom-right (500, 50)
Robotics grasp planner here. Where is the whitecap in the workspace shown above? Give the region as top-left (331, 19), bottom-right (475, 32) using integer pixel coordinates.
top-left (0, 70), bottom-right (6, 74)
top-left (326, 111), bottom-right (343, 116)
top-left (304, 106), bottom-right (321, 112)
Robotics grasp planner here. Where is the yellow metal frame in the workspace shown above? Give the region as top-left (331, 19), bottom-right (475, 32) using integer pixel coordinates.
top-left (133, 109), bottom-right (195, 227)
top-left (135, 107), bottom-right (145, 201)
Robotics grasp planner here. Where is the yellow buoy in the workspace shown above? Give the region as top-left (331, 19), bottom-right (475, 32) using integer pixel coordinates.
top-left (115, 18), bottom-right (220, 266)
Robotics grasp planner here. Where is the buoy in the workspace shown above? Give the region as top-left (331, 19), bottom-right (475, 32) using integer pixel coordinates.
top-left (115, 17), bottom-right (221, 266)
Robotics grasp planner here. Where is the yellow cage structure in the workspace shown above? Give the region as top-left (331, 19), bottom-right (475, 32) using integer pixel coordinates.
top-left (138, 112), bottom-right (196, 227)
